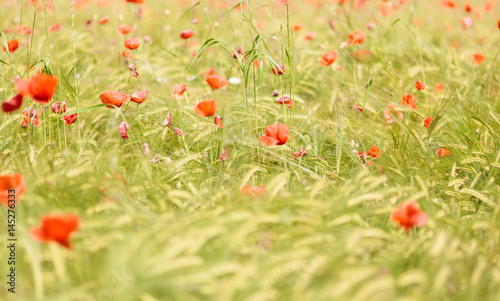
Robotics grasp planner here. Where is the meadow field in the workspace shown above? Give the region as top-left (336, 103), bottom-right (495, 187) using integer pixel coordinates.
top-left (0, 0), bottom-right (499, 300)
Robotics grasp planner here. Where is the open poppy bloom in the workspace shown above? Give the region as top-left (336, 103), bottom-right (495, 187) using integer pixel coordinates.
top-left (415, 81), bottom-right (425, 91)
top-left (194, 99), bottom-right (217, 117)
top-left (241, 184), bottom-right (267, 198)
top-left (384, 104), bottom-right (404, 124)
top-left (206, 73), bottom-right (228, 90)
top-left (366, 145), bottom-right (381, 159)
top-left (117, 24), bottom-right (132, 35)
top-left (259, 123), bottom-right (289, 146)
top-left (0, 174), bottom-right (25, 208)
top-left (434, 83), bottom-right (444, 92)
top-left (401, 94), bottom-right (417, 109)
top-left (472, 53), bottom-right (486, 65)
top-left (436, 148), bottom-right (451, 157)
top-left (30, 213), bottom-right (80, 249)
top-left (320, 51), bottom-right (337, 67)
top-left (100, 90), bottom-right (130, 108)
top-left (348, 30), bottom-right (366, 45)
top-left (180, 30), bottom-right (194, 39)
top-left (272, 64), bottom-right (286, 75)
top-left (2, 94), bottom-right (23, 113)
top-left (423, 117), bottom-right (432, 129)
top-left (276, 96), bottom-right (293, 109)
top-left (124, 37), bottom-right (140, 50)
top-left (440, 0), bottom-right (457, 9)
top-left (3, 39), bottom-right (19, 52)
top-left (130, 90), bottom-right (148, 103)
top-left (63, 113), bottom-right (78, 125)
top-left (122, 50), bottom-right (133, 60)
top-left (292, 148), bottom-right (307, 158)
top-left (391, 200), bottom-right (428, 232)
top-left (29, 72), bottom-right (59, 105)
top-left (51, 101), bottom-right (67, 114)
top-left (214, 115), bottom-right (223, 129)
top-left (172, 84), bottom-right (188, 99)
top-left (119, 121), bottom-right (129, 139)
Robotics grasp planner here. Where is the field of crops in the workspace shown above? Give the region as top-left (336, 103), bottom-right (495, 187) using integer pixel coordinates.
top-left (0, 0), bottom-right (499, 300)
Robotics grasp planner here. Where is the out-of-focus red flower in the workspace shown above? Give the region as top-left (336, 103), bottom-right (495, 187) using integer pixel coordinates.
top-left (214, 115), bottom-right (223, 129)
top-left (30, 213), bottom-right (80, 249)
top-left (98, 16), bottom-right (110, 25)
top-left (241, 184), bottom-right (267, 198)
top-left (320, 51), bottom-right (337, 67)
top-left (172, 84), bottom-right (188, 99)
top-left (180, 30), bottom-right (194, 39)
top-left (206, 72), bottom-right (228, 90)
top-left (384, 104), bottom-right (404, 124)
top-left (424, 117), bottom-right (432, 129)
top-left (124, 37), bottom-right (140, 50)
top-left (304, 31), bottom-right (316, 40)
top-left (0, 174), bottom-right (25, 208)
top-left (50, 24), bottom-right (62, 32)
top-left (434, 83), bottom-right (444, 92)
top-left (3, 39), bottom-right (19, 52)
top-left (415, 81), bottom-right (425, 91)
top-left (272, 64), bottom-right (286, 75)
top-left (29, 72), bottom-right (59, 105)
top-left (119, 121), bottom-right (129, 139)
top-left (275, 96), bottom-right (293, 109)
top-left (391, 200), bottom-right (428, 232)
top-left (51, 101), bottom-right (67, 114)
top-left (401, 94), bottom-right (417, 109)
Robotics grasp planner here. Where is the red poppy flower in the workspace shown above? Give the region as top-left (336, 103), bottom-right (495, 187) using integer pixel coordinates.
top-left (206, 73), bottom-right (228, 90)
top-left (49, 23), bottom-right (62, 32)
top-left (0, 174), bottom-right (25, 208)
top-left (130, 90), bottom-right (148, 103)
top-left (214, 115), bottom-right (223, 128)
top-left (348, 30), bottom-right (366, 45)
top-left (162, 111), bottom-right (173, 127)
top-left (436, 148), bottom-right (451, 157)
top-left (117, 24), bottom-right (132, 35)
top-left (391, 200), bottom-right (428, 232)
top-left (119, 121), bottom-right (129, 139)
top-left (98, 16), bottom-right (110, 25)
top-left (3, 39), bottom-right (19, 52)
top-left (259, 123), bottom-right (289, 146)
top-left (124, 37), bottom-right (140, 50)
top-left (304, 31), bottom-right (316, 40)
top-left (30, 213), bottom-right (80, 249)
top-left (241, 184), bottom-right (267, 197)
top-left (172, 84), bottom-right (188, 99)
top-left (366, 145), bottom-right (381, 159)
top-left (180, 30), bottom-right (194, 39)
top-left (423, 117), bottom-right (432, 129)
top-left (384, 104), bottom-right (404, 124)
top-left (2, 94), bottom-right (23, 113)
top-left (434, 83), bottom-right (444, 92)
top-left (194, 99), bottom-right (217, 117)
top-left (464, 2), bottom-right (472, 12)
top-left (401, 94), bottom-right (417, 109)
top-left (320, 51), bottom-right (337, 67)
top-left (122, 50), bottom-right (133, 60)
top-left (51, 101), bottom-right (67, 114)
top-left (440, 0), bottom-right (457, 9)
top-left (29, 72), bottom-right (59, 105)
top-left (63, 113), bottom-right (78, 125)
top-left (292, 23), bottom-right (303, 32)
top-left (100, 90), bottom-right (130, 108)
top-left (276, 96), bottom-right (293, 109)
top-left (472, 53), bottom-right (486, 65)
top-left (415, 81), bottom-right (425, 91)
top-left (272, 64), bottom-right (286, 75)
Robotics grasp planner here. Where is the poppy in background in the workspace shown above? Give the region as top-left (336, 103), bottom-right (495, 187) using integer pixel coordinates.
top-left (30, 213), bottom-right (80, 249)
top-left (100, 90), bottom-right (130, 108)
top-left (259, 123), bottom-right (289, 146)
top-left (391, 200), bottom-right (428, 232)
top-left (320, 51), bottom-right (337, 67)
top-left (63, 113), bottom-right (78, 125)
top-left (124, 37), bottom-right (140, 50)
top-left (3, 39), bottom-right (19, 52)
top-left (0, 174), bottom-right (25, 207)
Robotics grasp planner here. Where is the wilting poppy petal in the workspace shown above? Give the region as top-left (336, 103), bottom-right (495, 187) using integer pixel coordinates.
top-left (2, 94), bottom-right (23, 113)
top-left (119, 121), bottom-right (129, 139)
top-left (0, 174), bottom-right (25, 208)
top-left (415, 81), bottom-right (426, 91)
top-left (194, 99), bottom-right (217, 117)
top-left (214, 115), bottom-right (223, 128)
top-left (241, 184), bottom-right (267, 198)
top-left (2, 39), bottom-right (19, 52)
top-left (117, 24), bottom-right (132, 35)
top-left (472, 53), bottom-right (486, 65)
top-left (30, 213), bottom-right (80, 249)
top-left (51, 101), bottom-right (67, 114)
top-left (348, 30), bottom-right (366, 45)
top-left (272, 64), bottom-right (286, 75)
top-left (260, 123), bottom-right (289, 146)
top-left (366, 145), bottom-right (381, 159)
